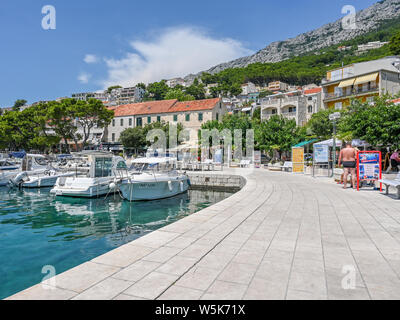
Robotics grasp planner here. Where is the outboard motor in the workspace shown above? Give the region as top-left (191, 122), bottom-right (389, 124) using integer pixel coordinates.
top-left (9, 172), bottom-right (29, 189)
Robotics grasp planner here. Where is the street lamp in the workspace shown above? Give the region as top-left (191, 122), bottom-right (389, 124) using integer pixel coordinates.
top-left (329, 112), bottom-right (341, 177)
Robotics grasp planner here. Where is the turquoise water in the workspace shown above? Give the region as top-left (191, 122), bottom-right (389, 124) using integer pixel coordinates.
top-left (0, 187), bottom-right (233, 299)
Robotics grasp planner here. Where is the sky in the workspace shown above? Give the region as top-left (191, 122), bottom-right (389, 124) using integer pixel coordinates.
top-left (0, 0), bottom-right (378, 107)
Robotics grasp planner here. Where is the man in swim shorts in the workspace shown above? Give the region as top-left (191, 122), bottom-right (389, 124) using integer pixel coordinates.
top-left (338, 142), bottom-right (357, 189)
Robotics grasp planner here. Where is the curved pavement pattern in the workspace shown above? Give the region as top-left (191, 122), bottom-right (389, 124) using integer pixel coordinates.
top-left (7, 169), bottom-right (400, 300)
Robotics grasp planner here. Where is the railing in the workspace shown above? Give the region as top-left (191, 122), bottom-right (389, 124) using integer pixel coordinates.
top-left (261, 96), bottom-right (301, 105)
top-left (324, 86), bottom-right (378, 100)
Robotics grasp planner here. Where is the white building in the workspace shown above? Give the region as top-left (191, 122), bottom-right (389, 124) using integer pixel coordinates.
top-left (166, 78), bottom-right (186, 88)
top-left (241, 82), bottom-right (257, 95)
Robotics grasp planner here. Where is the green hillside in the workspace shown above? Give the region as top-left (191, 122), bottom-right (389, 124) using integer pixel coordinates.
top-left (200, 16), bottom-right (400, 92)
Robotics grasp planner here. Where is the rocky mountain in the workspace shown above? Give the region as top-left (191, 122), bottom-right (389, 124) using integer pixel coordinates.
top-left (186, 0), bottom-right (400, 79)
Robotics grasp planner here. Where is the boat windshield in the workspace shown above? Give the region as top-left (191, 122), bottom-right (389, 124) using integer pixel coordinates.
top-left (94, 157), bottom-right (113, 177)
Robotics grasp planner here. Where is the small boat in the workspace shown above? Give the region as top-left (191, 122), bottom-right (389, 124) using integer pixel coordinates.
top-left (9, 154), bottom-right (74, 188)
top-left (50, 151), bottom-right (129, 198)
top-left (0, 159), bottom-right (20, 171)
top-left (118, 157), bottom-right (190, 201)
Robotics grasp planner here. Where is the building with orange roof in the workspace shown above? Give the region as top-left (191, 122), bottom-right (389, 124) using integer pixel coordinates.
top-left (106, 98), bottom-right (225, 144)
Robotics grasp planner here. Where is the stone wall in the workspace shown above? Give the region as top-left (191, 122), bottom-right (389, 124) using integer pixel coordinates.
top-left (187, 173), bottom-right (246, 192)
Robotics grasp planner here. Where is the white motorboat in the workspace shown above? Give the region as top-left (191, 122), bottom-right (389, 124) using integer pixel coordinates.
top-left (8, 154), bottom-right (75, 188)
top-left (0, 158), bottom-right (20, 186)
top-left (50, 151), bottom-right (129, 198)
top-left (118, 157), bottom-right (190, 202)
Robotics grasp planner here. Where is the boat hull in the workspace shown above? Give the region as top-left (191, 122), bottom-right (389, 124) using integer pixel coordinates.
top-left (50, 176), bottom-right (117, 198)
top-left (119, 176), bottom-right (190, 201)
top-left (22, 173), bottom-right (75, 188)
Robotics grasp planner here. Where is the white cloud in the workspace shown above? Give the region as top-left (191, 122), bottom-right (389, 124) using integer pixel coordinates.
top-left (101, 26), bottom-right (252, 87)
top-left (84, 54), bottom-right (99, 64)
top-left (78, 72), bottom-right (91, 84)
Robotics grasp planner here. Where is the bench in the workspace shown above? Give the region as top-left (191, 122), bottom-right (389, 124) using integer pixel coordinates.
top-left (281, 162), bottom-right (293, 172)
top-left (379, 173), bottom-right (400, 199)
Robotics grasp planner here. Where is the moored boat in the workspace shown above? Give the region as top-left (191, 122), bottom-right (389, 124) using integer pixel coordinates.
top-left (118, 157), bottom-right (190, 201)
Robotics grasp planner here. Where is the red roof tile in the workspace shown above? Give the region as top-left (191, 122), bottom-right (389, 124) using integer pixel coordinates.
top-left (113, 99), bottom-right (178, 117)
top-left (304, 87), bottom-right (322, 95)
top-left (168, 98), bottom-right (221, 113)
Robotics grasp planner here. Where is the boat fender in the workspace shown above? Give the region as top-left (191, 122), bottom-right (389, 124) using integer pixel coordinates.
top-left (109, 182), bottom-right (116, 190)
top-left (168, 181), bottom-right (173, 191)
top-left (180, 181), bottom-right (184, 192)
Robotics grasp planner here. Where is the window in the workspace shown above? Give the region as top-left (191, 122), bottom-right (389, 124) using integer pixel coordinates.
top-left (173, 115), bottom-right (178, 122)
top-left (112, 133), bottom-right (115, 142)
top-left (185, 114), bottom-right (190, 122)
top-left (198, 113), bottom-right (203, 121)
top-left (148, 116), bottom-right (151, 124)
top-left (308, 97), bottom-right (312, 101)
top-left (335, 102), bottom-right (342, 110)
top-left (136, 117), bottom-right (142, 127)
top-left (129, 118), bottom-right (132, 126)
top-left (94, 157), bottom-right (113, 178)
top-left (112, 119), bottom-right (115, 127)
top-left (308, 105), bottom-right (313, 113)
top-left (120, 119), bottom-right (124, 126)
top-left (216, 113), bottom-right (219, 121)
top-left (157, 116), bottom-right (161, 122)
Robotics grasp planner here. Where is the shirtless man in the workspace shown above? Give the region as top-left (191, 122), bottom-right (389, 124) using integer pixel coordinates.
top-left (338, 142), bottom-right (357, 189)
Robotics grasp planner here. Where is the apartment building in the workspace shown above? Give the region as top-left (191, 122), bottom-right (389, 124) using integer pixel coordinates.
top-left (106, 98), bottom-right (226, 145)
top-left (241, 82), bottom-right (257, 95)
top-left (109, 86), bottom-right (145, 105)
top-left (268, 81), bottom-right (289, 92)
top-left (357, 41), bottom-right (389, 54)
top-left (322, 56), bottom-right (400, 110)
top-left (260, 87), bottom-right (322, 126)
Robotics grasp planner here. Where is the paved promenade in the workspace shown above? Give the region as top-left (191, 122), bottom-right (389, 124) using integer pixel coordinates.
top-left (7, 169), bottom-right (400, 300)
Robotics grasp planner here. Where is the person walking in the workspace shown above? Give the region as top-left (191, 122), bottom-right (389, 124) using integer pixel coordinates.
top-left (390, 149), bottom-right (400, 172)
top-left (338, 142), bottom-right (357, 189)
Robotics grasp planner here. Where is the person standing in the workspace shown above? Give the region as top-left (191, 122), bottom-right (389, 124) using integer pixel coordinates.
top-left (390, 150), bottom-right (400, 172)
top-left (338, 142), bottom-right (357, 189)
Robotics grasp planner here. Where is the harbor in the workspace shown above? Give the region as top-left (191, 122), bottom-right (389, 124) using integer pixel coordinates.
top-left (6, 168), bottom-right (400, 300)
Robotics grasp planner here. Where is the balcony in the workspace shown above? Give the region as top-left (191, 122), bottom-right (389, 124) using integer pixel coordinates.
top-left (324, 86), bottom-right (378, 101)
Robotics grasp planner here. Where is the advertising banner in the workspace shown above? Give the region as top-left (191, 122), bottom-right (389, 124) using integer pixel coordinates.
top-left (254, 151), bottom-right (261, 168)
top-left (292, 147), bottom-right (304, 174)
top-left (357, 151), bottom-right (382, 191)
top-left (314, 145), bottom-right (329, 163)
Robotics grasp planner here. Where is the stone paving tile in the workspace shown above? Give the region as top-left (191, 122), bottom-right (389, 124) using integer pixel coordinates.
top-left (158, 286), bottom-right (204, 300)
top-left (50, 261), bottom-right (121, 293)
top-left (6, 284), bottom-right (77, 300)
top-left (201, 281), bottom-right (248, 300)
top-left (142, 246), bottom-right (182, 263)
top-left (9, 169), bottom-right (400, 300)
top-left (72, 277), bottom-right (133, 300)
top-left (112, 260), bottom-right (161, 282)
top-left (123, 272), bottom-right (179, 300)
top-left (113, 293), bottom-right (149, 300)
top-left (175, 266), bottom-right (221, 291)
top-left (217, 262), bottom-right (258, 285)
top-left (156, 255), bottom-right (198, 276)
top-left (91, 244), bottom-right (154, 268)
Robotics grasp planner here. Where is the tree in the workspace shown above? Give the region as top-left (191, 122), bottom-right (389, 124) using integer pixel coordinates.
top-left (106, 85), bottom-right (122, 94)
top-left (146, 81), bottom-right (170, 100)
top-left (338, 95), bottom-right (400, 148)
top-left (136, 83), bottom-right (146, 90)
top-left (119, 127), bottom-right (147, 152)
top-left (389, 31), bottom-right (400, 55)
top-left (12, 99), bottom-right (27, 111)
top-left (254, 115), bottom-right (305, 159)
top-left (164, 89), bottom-right (195, 101)
top-left (306, 108), bottom-right (337, 139)
top-left (73, 98), bottom-right (114, 147)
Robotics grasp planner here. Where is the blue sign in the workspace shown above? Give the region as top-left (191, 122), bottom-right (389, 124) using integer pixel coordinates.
top-left (358, 152), bottom-right (380, 180)
top-left (314, 145), bottom-right (329, 163)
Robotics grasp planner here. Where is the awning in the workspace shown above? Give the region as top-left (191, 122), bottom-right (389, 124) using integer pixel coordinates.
top-left (293, 139), bottom-right (318, 148)
top-left (338, 78), bottom-right (356, 88)
top-left (241, 107), bottom-right (251, 112)
top-left (354, 72), bottom-right (379, 85)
